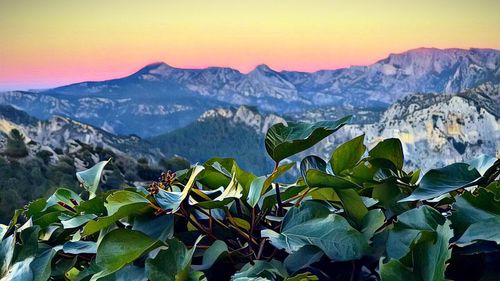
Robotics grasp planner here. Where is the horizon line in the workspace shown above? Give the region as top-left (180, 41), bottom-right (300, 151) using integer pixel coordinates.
top-left (1, 46), bottom-right (498, 92)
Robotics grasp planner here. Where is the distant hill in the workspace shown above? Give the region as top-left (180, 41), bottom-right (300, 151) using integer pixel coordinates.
top-left (151, 84), bottom-right (499, 172)
top-left (0, 106), bottom-right (189, 223)
top-left (0, 48), bottom-right (498, 137)
top-left (149, 106), bottom-right (284, 174)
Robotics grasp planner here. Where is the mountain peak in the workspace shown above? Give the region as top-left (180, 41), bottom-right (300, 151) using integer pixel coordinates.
top-left (252, 64), bottom-right (274, 72)
top-left (136, 62), bottom-right (174, 74)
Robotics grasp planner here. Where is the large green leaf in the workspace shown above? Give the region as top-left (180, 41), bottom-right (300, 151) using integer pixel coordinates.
top-left (192, 240), bottom-right (228, 271)
top-left (132, 213), bottom-right (174, 241)
top-left (382, 208), bottom-right (452, 281)
top-left (380, 259), bottom-right (417, 281)
top-left (360, 209), bottom-right (385, 240)
top-left (31, 245), bottom-right (63, 281)
top-left (246, 162), bottom-right (295, 208)
top-left (0, 234), bottom-right (15, 277)
top-left (305, 169), bottom-right (367, 225)
top-left (283, 245), bottom-right (323, 274)
top-left (247, 176), bottom-right (267, 208)
top-left (63, 241), bottom-right (97, 255)
top-left (262, 201), bottom-right (370, 261)
top-left (456, 216), bottom-right (500, 246)
top-left (43, 188), bottom-right (82, 212)
top-left (91, 229), bottom-right (162, 281)
top-left (386, 206), bottom-right (446, 260)
top-left (232, 260), bottom-right (288, 281)
top-left (83, 191), bottom-right (151, 236)
top-left (199, 158), bottom-right (256, 196)
top-left (330, 134), bottom-right (366, 174)
top-left (76, 159), bottom-right (110, 198)
top-left (399, 163), bottom-right (481, 202)
top-left (145, 236), bottom-right (203, 281)
top-left (60, 214), bottom-right (97, 229)
top-left (450, 188), bottom-right (500, 234)
top-left (368, 138), bottom-right (404, 170)
top-left (265, 117), bottom-right (351, 163)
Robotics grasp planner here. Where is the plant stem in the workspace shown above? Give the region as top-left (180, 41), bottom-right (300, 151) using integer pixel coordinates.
top-left (273, 161), bottom-right (284, 217)
top-left (256, 239), bottom-right (266, 260)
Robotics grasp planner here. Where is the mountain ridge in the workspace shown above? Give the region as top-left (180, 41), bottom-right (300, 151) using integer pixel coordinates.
top-left (0, 47), bottom-right (498, 137)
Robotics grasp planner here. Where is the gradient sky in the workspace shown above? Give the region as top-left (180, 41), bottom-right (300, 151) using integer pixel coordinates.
top-left (1, 0), bottom-right (499, 91)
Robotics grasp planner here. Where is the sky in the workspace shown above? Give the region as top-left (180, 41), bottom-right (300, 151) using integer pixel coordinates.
top-left (0, 0), bottom-right (499, 91)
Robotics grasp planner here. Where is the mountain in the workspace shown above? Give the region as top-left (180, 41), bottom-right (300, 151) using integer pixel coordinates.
top-left (0, 105), bottom-right (164, 164)
top-left (149, 106), bottom-right (284, 174)
top-left (306, 83), bottom-right (500, 170)
top-left (0, 106), bottom-right (190, 222)
top-left (155, 85), bottom-right (498, 172)
top-left (1, 48), bottom-right (498, 136)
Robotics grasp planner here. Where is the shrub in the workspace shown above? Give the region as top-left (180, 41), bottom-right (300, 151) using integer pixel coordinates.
top-left (4, 129), bottom-right (28, 158)
top-left (0, 116), bottom-right (499, 280)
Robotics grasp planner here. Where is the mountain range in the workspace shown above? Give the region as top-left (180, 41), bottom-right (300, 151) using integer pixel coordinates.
top-left (1, 47), bottom-right (498, 137)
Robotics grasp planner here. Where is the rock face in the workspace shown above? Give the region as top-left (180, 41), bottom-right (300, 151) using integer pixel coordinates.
top-left (186, 86), bottom-right (499, 171)
top-left (198, 105), bottom-right (285, 134)
top-left (306, 85), bottom-right (499, 170)
top-left (0, 105), bottom-right (163, 164)
top-left (0, 48), bottom-right (498, 136)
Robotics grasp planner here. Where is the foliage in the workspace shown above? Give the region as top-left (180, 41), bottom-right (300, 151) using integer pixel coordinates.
top-left (1, 116), bottom-right (499, 281)
top-left (4, 129), bottom-right (29, 158)
top-left (0, 143), bottom-right (189, 223)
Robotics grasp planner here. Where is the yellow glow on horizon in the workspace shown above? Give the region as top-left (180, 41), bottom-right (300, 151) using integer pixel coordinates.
top-left (0, 0), bottom-right (499, 90)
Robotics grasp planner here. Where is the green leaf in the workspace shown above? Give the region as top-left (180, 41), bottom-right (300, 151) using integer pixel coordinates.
top-left (60, 214), bottom-right (97, 229)
top-left (368, 138), bottom-right (404, 170)
top-left (0, 225), bottom-right (6, 241)
top-left (247, 162), bottom-right (294, 208)
top-left (91, 229), bottom-right (162, 281)
top-left (360, 209), bottom-right (385, 240)
top-left (456, 216), bottom-right (500, 246)
top-left (192, 240), bottom-right (228, 271)
top-left (105, 190), bottom-right (151, 215)
top-left (146, 236), bottom-right (203, 281)
top-left (450, 188), bottom-right (500, 234)
top-left (399, 163), bottom-right (481, 202)
top-left (63, 241), bottom-right (97, 255)
top-left (43, 188), bottom-right (82, 212)
top-left (76, 159), bottom-right (110, 198)
top-left (300, 156), bottom-right (327, 181)
top-left (132, 214), bottom-right (174, 241)
top-left (1, 257), bottom-right (34, 281)
top-left (305, 170), bottom-right (367, 225)
top-left (265, 117), bottom-right (351, 163)
top-left (262, 201), bottom-right (370, 261)
top-left (283, 245), bottom-right (323, 274)
top-left (412, 220), bottom-right (453, 281)
top-left (286, 272), bottom-right (319, 281)
top-left (264, 162), bottom-right (295, 193)
top-left (31, 245), bottom-right (62, 281)
top-left (382, 216), bottom-right (453, 281)
top-left (199, 158), bottom-right (256, 197)
top-left (330, 134), bottom-right (366, 174)
top-left (380, 259), bottom-right (417, 281)
top-left (232, 260), bottom-right (288, 280)
top-left (83, 191), bottom-right (151, 236)
top-left (386, 206), bottom-right (446, 260)
top-left (16, 226), bottom-right (40, 261)
top-left (0, 234), bottom-right (15, 276)
top-left (247, 176), bottom-right (267, 208)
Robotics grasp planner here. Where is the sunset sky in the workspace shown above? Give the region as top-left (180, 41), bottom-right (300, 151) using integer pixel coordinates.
top-left (1, 0), bottom-right (499, 91)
